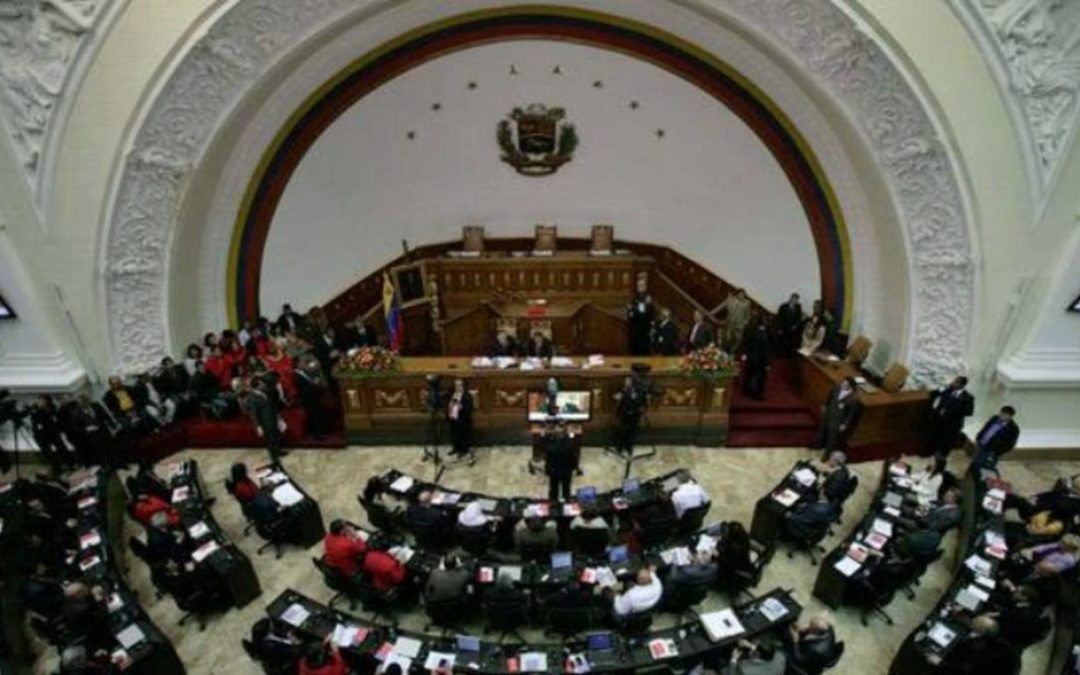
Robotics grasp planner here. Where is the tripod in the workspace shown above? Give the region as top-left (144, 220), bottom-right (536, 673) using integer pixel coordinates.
top-left (420, 403), bottom-right (449, 483)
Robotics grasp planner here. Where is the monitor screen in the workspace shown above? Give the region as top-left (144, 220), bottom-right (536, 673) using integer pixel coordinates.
top-left (608, 545), bottom-right (629, 564)
top-left (586, 632), bottom-right (614, 651)
top-left (527, 391), bottom-right (592, 422)
top-left (576, 486), bottom-right (597, 502)
top-left (456, 635), bottom-right (481, 652)
top-left (622, 477), bottom-right (640, 494)
top-left (551, 551), bottom-right (573, 570)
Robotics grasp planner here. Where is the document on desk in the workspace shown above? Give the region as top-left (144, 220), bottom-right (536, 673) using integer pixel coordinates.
top-left (882, 491), bottom-right (904, 509)
top-left (700, 608), bottom-right (746, 642)
top-left (927, 622), bottom-right (957, 648)
top-left (871, 518), bottom-right (893, 537)
top-left (171, 485), bottom-right (191, 503)
top-left (793, 468), bottom-right (817, 487)
top-left (272, 482), bottom-right (305, 507)
top-left (833, 556), bottom-right (862, 577)
top-left (424, 652), bottom-right (456, 670)
top-left (262, 471), bottom-right (288, 486)
top-left (660, 546), bottom-right (692, 566)
top-left (771, 488), bottom-right (800, 507)
top-left (331, 624), bottom-right (367, 647)
top-left (389, 475), bottom-right (415, 493)
top-left (116, 624), bottom-right (146, 650)
top-left (956, 585), bottom-right (989, 612)
top-left (389, 545), bottom-right (415, 564)
top-left (392, 636), bottom-right (423, 659)
top-left (759, 597), bottom-right (790, 622)
top-left (192, 540), bottom-right (220, 563)
top-left (696, 533), bottom-right (719, 555)
top-left (187, 521), bottom-right (210, 540)
top-left (519, 652), bottom-right (549, 671)
top-left (648, 639), bottom-right (678, 660)
top-left (964, 554), bottom-right (993, 578)
top-left (280, 602), bottom-right (311, 627)
top-left (80, 530), bottom-right (101, 549)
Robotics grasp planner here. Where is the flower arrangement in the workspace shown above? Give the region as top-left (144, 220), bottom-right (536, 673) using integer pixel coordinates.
top-left (679, 343), bottom-right (738, 380)
top-left (336, 346), bottom-right (401, 377)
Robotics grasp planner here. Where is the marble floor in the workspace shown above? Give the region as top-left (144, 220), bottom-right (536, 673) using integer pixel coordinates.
top-left (20, 446), bottom-right (1080, 675)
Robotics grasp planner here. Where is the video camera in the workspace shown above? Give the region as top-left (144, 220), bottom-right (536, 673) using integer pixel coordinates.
top-left (424, 374), bottom-right (446, 412)
top-left (0, 389), bottom-right (30, 427)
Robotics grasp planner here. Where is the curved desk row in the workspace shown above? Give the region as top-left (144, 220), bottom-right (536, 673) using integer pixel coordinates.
top-left (265, 586), bottom-right (800, 674)
top-left (251, 461), bottom-right (327, 549)
top-left (749, 461), bottom-right (821, 546)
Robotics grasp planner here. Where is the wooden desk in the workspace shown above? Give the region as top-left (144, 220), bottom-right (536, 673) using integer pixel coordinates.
top-left (794, 354), bottom-right (930, 450)
top-left (338, 356), bottom-right (733, 446)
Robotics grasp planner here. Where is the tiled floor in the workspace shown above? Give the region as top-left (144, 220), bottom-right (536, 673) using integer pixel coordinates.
top-left (19, 446), bottom-right (1080, 674)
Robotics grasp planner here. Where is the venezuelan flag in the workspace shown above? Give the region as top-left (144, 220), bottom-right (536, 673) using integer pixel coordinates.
top-left (382, 272), bottom-right (404, 352)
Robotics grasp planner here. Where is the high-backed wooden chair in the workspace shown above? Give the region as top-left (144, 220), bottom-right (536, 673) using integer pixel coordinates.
top-left (846, 336), bottom-right (873, 366)
top-left (590, 224), bottom-right (614, 254)
top-left (528, 320), bottom-right (553, 341)
top-left (463, 225), bottom-right (485, 253)
top-left (880, 363), bottom-right (909, 393)
top-left (495, 318), bottom-right (519, 342)
top-left (534, 224), bottom-right (557, 253)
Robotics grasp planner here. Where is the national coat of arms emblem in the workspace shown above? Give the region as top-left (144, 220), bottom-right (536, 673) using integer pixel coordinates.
top-left (496, 104), bottom-right (578, 176)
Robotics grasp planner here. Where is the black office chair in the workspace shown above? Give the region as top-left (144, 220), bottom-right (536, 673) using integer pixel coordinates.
top-left (848, 569), bottom-right (896, 627)
top-left (423, 593), bottom-right (473, 635)
top-left (225, 478), bottom-right (258, 536)
top-left (614, 609), bottom-right (654, 638)
top-left (254, 513), bottom-right (296, 559)
top-left (408, 519), bottom-right (455, 552)
top-left (569, 526), bottom-right (610, 557)
top-left (359, 496), bottom-right (404, 534)
top-left (783, 519), bottom-right (830, 566)
top-left (312, 557), bottom-right (361, 610)
top-left (828, 476), bottom-right (859, 536)
top-left (243, 619), bottom-right (302, 675)
top-left (456, 523), bottom-right (493, 557)
top-left (638, 510), bottom-right (679, 550)
top-left (544, 604), bottom-right (604, 640)
top-left (899, 548), bottom-right (943, 600)
top-left (662, 578), bottom-right (711, 624)
top-left (518, 537), bottom-right (557, 563)
top-left (677, 503), bottom-right (711, 537)
top-left (355, 575), bottom-right (401, 626)
top-left (787, 641), bottom-right (845, 675)
top-left (483, 593), bottom-right (529, 643)
top-left (723, 538), bottom-right (775, 603)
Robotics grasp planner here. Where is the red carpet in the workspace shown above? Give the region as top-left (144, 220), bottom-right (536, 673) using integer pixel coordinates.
top-left (727, 360), bottom-right (819, 448)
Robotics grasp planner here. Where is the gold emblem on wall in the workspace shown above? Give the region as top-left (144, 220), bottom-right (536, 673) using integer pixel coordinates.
top-left (497, 104), bottom-right (578, 176)
top-left (373, 389), bottom-right (410, 409)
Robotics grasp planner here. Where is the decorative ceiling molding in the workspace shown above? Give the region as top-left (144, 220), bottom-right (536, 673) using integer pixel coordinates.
top-left (953, 0), bottom-right (1080, 211)
top-left (101, 0), bottom-right (975, 387)
top-left (0, 0), bottom-right (116, 197)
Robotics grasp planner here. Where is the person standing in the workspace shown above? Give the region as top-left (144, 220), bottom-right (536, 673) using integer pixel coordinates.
top-left (241, 378), bottom-right (286, 462)
top-left (686, 309), bottom-right (715, 352)
top-left (295, 357), bottom-right (328, 440)
top-left (613, 376), bottom-right (646, 456)
top-left (742, 322), bottom-right (770, 400)
top-left (30, 395), bottom-right (74, 474)
top-left (713, 289), bottom-right (751, 353)
top-left (926, 375), bottom-right (974, 468)
top-left (972, 406), bottom-right (1020, 471)
top-left (651, 308), bottom-right (680, 356)
top-left (446, 378), bottom-right (474, 458)
top-left (775, 293), bottom-right (803, 357)
top-left (544, 422), bottom-right (576, 502)
top-left (627, 277), bottom-right (656, 356)
top-left (817, 377), bottom-right (862, 460)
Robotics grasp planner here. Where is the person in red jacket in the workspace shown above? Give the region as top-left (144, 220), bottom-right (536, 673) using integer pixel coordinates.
top-left (362, 549), bottom-right (407, 592)
top-left (131, 493), bottom-right (180, 527)
top-left (203, 346), bottom-right (232, 390)
top-left (323, 519), bottom-right (368, 579)
top-left (298, 640), bottom-right (346, 675)
top-left (227, 463), bottom-right (259, 504)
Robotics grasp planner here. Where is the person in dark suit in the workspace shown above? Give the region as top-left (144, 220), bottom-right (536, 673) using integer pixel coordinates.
top-left (651, 308), bottom-right (680, 356)
top-left (405, 491), bottom-right (449, 530)
top-left (424, 555), bottom-right (473, 607)
top-left (666, 551), bottom-right (719, 588)
top-left (294, 357), bottom-right (328, 440)
top-left (972, 406), bottom-right (1020, 471)
top-left (686, 309), bottom-right (715, 352)
top-left (817, 377), bottom-right (862, 460)
top-left (446, 378), bottom-right (474, 458)
top-left (30, 394), bottom-right (74, 474)
top-left (775, 293), bottom-right (803, 356)
top-left (525, 331), bottom-right (554, 358)
top-left (741, 321), bottom-right (770, 400)
top-left (240, 379), bottom-right (285, 462)
top-left (490, 332), bottom-right (519, 358)
top-left (784, 615), bottom-right (839, 672)
top-left (927, 375), bottom-right (975, 468)
top-left (819, 452), bottom-right (850, 505)
top-left (60, 396), bottom-right (114, 466)
top-left (613, 376), bottom-right (646, 457)
top-left (784, 494), bottom-right (837, 542)
top-left (276, 303), bottom-right (306, 334)
top-left (544, 422), bottom-right (577, 502)
top-left (627, 277), bottom-right (656, 356)
top-left (341, 321), bottom-right (376, 351)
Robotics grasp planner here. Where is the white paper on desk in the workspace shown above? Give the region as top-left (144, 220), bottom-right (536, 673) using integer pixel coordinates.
top-left (593, 566), bottom-right (617, 588)
top-left (191, 540), bottom-right (220, 563)
top-left (987, 488), bottom-right (1006, 501)
top-left (520, 652), bottom-right (549, 672)
top-left (872, 518), bottom-right (894, 537)
top-left (700, 608), bottom-right (745, 642)
top-left (187, 521), bottom-right (210, 540)
top-left (974, 575), bottom-right (996, 590)
top-left (389, 475), bottom-right (414, 493)
top-left (982, 495), bottom-right (1003, 514)
top-left (272, 482), bottom-right (304, 507)
top-left (759, 597), bottom-right (789, 622)
top-left (892, 476), bottom-right (913, 490)
top-left (588, 354), bottom-right (604, 366)
top-left (964, 554), bottom-right (993, 578)
top-left (280, 602), bottom-right (311, 627)
top-left (834, 556), bottom-right (862, 577)
top-left (171, 486), bottom-right (191, 503)
top-left (494, 357), bottom-right (517, 369)
top-left (927, 622), bottom-right (956, 648)
top-left (520, 359), bottom-right (540, 371)
top-left (793, 468), bottom-right (817, 487)
top-left (984, 530), bottom-right (1007, 549)
top-left (262, 471), bottom-right (288, 486)
top-left (696, 533), bottom-right (719, 555)
top-left (771, 488), bottom-right (799, 507)
top-left (389, 545), bottom-right (415, 564)
top-left (883, 506), bottom-right (902, 518)
top-left (470, 357), bottom-right (494, 368)
top-left (107, 593), bottom-right (124, 613)
top-left (116, 624), bottom-right (146, 650)
top-left (78, 555), bottom-right (101, 571)
top-left (393, 636), bottom-right (423, 659)
top-left (883, 492), bottom-right (904, 508)
top-left (660, 547), bottom-right (692, 567)
top-left (80, 530), bottom-right (101, 549)
top-left (550, 357), bottom-right (575, 368)
top-left (956, 585), bottom-right (989, 612)
top-left (424, 652), bottom-right (456, 670)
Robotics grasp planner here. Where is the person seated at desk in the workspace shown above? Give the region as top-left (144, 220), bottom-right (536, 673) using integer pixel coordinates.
top-left (938, 614), bottom-right (1000, 673)
top-left (667, 550), bottom-right (719, 588)
top-left (606, 565), bottom-right (663, 620)
top-left (715, 521), bottom-right (754, 575)
top-left (910, 461), bottom-right (947, 506)
top-left (131, 491), bottom-right (180, 527)
top-left (60, 583), bottom-right (112, 653)
top-left (818, 451), bottom-right (850, 504)
top-left (545, 580), bottom-right (599, 612)
top-left (784, 614), bottom-right (839, 672)
top-left (59, 644), bottom-right (114, 675)
top-left (783, 494), bottom-right (837, 541)
top-left (892, 527), bottom-right (943, 564)
top-left (799, 315), bottom-right (827, 356)
top-left (487, 571), bottom-right (529, 617)
top-left (406, 490), bottom-right (449, 530)
top-left (103, 375), bottom-right (160, 434)
top-left (991, 581), bottom-right (1050, 649)
top-left (23, 496), bottom-right (63, 544)
top-left (722, 639), bottom-right (786, 675)
top-left (323, 519), bottom-right (368, 579)
top-left (250, 617), bottom-right (304, 669)
top-left (1011, 535), bottom-right (1080, 581)
top-left (299, 639), bottom-right (346, 675)
top-left (515, 516), bottom-right (558, 553)
top-left (571, 506), bottom-right (611, 534)
top-left (490, 331), bottom-right (520, 358)
top-left (425, 555), bottom-right (473, 607)
top-left (1009, 474), bottom-right (1080, 525)
top-left (156, 558), bottom-right (229, 613)
top-left (130, 461), bottom-right (170, 500)
top-left (226, 462), bottom-right (259, 504)
top-left (146, 510), bottom-right (195, 564)
top-left (458, 500), bottom-right (495, 530)
top-left (525, 331), bottom-right (554, 359)
top-left (651, 308), bottom-right (680, 356)
top-left (671, 474), bottom-right (710, 519)
top-left (360, 549), bottom-right (408, 592)
top-left (921, 487), bottom-right (963, 533)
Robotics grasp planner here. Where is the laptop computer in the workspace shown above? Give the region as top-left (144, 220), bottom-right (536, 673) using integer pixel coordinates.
top-left (549, 551), bottom-right (575, 581)
top-left (607, 545), bottom-right (632, 575)
top-left (456, 634), bottom-right (482, 653)
top-left (498, 565), bottom-right (523, 583)
top-left (585, 632), bottom-right (618, 666)
top-left (622, 477), bottom-right (640, 494)
top-left (576, 486), bottom-right (598, 503)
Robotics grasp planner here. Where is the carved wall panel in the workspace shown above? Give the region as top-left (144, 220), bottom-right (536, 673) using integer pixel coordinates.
top-left (494, 389), bottom-right (527, 408)
top-left (373, 388), bottom-right (409, 409)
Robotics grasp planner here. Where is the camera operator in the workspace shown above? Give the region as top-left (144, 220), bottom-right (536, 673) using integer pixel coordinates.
top-left (446, 378), bottom-right (473, 459)
top-left (613, 375), bottom-right (648, 456)
top-left (30, 394), bottom-right (75, 475)
top-left (59, 395), bottom-right (114, 467)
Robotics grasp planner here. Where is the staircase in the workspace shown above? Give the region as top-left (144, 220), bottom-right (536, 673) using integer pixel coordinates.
top-left (727, 359), bottom-right (820, 447)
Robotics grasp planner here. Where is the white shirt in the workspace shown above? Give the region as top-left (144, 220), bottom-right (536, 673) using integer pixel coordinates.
top-left (671, 482), bottom-right (710, 519)
top-left (613, 574), bottom-right (663, 616)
